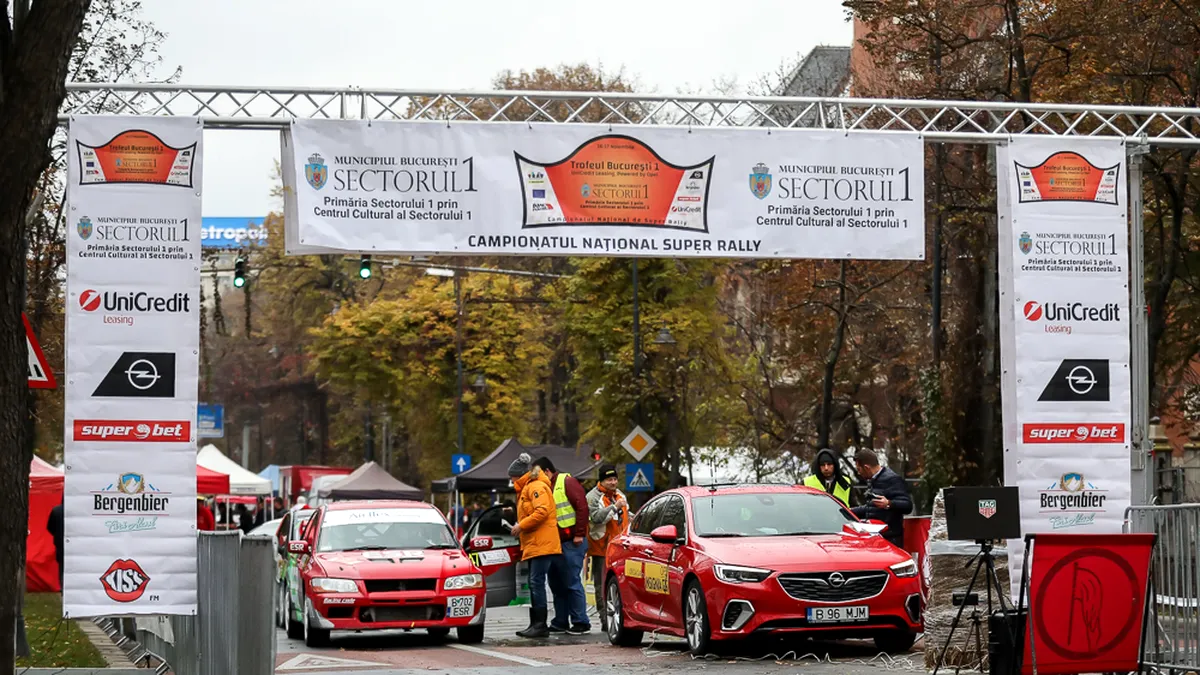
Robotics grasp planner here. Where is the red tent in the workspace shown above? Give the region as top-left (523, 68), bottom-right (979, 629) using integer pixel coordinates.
top-left (27, 456), bottom-right (63, 592)
top-left (198, 465), bottom-right (230, 494)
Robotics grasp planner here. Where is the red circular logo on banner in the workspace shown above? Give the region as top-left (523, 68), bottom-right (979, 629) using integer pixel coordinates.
top-left (1034, 547), bottom-right (1142, 661)
top-left (1024, 301), bottom-right (1043, 321)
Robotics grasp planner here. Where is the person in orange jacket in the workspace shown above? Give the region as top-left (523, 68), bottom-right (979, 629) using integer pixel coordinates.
top-left (507, 452), bottom-right (562, 639)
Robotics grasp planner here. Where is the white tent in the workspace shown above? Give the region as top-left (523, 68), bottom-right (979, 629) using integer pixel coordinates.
top-left (196, 444), bottom-right (272, 495)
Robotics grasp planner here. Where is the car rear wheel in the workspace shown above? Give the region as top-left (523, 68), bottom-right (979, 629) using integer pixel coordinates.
top-left (285, 597), bottom-right (303, 640)
top-left (684, 580), bottom-right (712, 656)
top-left (276, 583), bottom-right (287, 629)
top-left (457, 625), bottom-right (485, 644)
top-left (605, 575), bottom-right (643, 647)
top-left (303, 598), bottom-right (331, 648)
top-left (874, 630), bottom-right (917, 654)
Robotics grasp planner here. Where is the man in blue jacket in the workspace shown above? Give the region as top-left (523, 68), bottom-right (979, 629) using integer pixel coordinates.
top-left (851, 449), bottom-right (912, 548)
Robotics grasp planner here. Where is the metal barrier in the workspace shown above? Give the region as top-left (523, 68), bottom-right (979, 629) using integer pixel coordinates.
top-left (133, 531), bottom-right (276, 675)
top-left (1125, 504), bottom-right (1200, 672)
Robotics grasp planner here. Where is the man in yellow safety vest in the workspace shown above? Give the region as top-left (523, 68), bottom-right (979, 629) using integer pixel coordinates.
top-left (532, 456), bottom-right (591, 634)
top-left (802, 448), bottom-right (853, 507)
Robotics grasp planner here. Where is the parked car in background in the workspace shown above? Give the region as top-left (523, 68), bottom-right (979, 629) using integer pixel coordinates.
top-left (603, 485), bottom-right (922, 656)
top-left (287, 500), bottom-right (491, 647)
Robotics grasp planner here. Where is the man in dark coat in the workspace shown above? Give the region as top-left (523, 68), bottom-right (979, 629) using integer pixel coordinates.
top-left (850, 449), bottom-right (913, 548)
top-left (46, 500), bottom-right (64, 589)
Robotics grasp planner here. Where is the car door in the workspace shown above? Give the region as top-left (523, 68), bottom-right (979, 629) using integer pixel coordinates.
top-left (619, 497), bottom-right (667, 626)
top-left (646, 495), bottom-right (689, 628)
top-left (461, 504), bottom-right (522, 607)
top-left (292, 508), bottom-right (322, 614)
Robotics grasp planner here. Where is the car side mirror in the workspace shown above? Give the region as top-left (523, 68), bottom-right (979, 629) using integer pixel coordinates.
top-left (650, 524), bottom-right (679, 544)
top-left (288, 540), bottom-right (309, 554)
top-left (467, 536), bottom-right (494, 552)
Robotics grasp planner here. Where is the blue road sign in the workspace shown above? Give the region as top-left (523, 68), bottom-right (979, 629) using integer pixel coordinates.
top-left (198, 404), bottom-right (224, 438)
top-left (625, 463), bottom-right (654, 492)
top-left (452, 453), bottom-right (472, 474)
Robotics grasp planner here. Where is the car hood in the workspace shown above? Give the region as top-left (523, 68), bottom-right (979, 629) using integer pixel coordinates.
top-left (699, 533), bottom-right (910, 572)
top-left (311, 549), bottom-right (476, 580)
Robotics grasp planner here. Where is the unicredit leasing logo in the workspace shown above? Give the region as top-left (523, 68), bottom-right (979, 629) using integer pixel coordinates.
top-left (1022, 300), bottom-right (1121, 334)
top-left (73, 420), bottom-right (191, 442)
top-left (1023, 423), bottom-right (1125, 444)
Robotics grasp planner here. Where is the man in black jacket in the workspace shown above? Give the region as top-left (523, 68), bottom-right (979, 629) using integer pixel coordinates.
top-left (47, 500), bottom-right (64, 589)
top-left (850, 449), bottom-right (912, 548)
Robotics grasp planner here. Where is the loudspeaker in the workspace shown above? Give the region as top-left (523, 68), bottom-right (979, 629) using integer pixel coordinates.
top-left (988, 609), bottom-right (1025, 675)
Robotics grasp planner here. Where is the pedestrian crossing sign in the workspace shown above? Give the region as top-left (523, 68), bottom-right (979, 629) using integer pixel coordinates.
top-left (625, 463), bottom-right (654, 492)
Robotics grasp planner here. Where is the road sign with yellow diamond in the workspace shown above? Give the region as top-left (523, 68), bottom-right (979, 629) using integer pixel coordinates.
top-left (621, 426), bottom-right (657, 462)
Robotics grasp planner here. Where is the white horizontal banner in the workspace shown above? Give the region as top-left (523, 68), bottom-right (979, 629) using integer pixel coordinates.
top-left (65, 115), bottom-right (202, 617)
top-left (999, 136), bottom-right (1131, 602)
top-left (283, 120), bottom-right (926, 259)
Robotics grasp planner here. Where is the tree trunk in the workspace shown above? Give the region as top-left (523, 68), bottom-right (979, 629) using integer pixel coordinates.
top-left (0, 1), bottom-right (93, 669)
top-left (817, 261), bottom-right (849, 449)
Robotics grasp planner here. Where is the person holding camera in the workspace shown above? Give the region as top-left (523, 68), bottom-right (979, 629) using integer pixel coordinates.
top-left (851, 448), bottom-right (912, 548)
top-left (586, 464), bottom-right (628, 632)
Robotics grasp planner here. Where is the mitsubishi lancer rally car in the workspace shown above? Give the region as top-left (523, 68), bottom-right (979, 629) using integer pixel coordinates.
top-left (603, 484), bottom-right (922, 656)
top-left (286, 500), bottom-right (488, 647)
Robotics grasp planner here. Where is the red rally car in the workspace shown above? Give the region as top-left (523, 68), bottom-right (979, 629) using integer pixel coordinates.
top-left (287, 500), bottom-right (488, 647)
top-left (603, 484), bottom-right (922, 655)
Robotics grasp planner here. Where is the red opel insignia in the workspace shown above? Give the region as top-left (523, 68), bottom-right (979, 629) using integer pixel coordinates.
top-left (603, 485), bottom-right (922, 655)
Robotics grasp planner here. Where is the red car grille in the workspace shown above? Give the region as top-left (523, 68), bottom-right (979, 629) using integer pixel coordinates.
top-left (363, 578), bottom-right (438, 593)
top-left (359, 605), bottom-right (445, 623)
top-left (777, 571), bottom-right (888, 602)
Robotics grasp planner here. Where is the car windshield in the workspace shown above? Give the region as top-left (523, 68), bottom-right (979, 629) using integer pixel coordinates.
top-left (691, 492), bottom-right (856, 537)
top-left (316, 509), bottom-right (457, 553)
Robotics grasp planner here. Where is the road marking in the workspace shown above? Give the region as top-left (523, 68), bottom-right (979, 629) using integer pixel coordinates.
top-left (277, 653), bottom-right (389, 670)
top-left (449, 643), bottom-right (550, 667)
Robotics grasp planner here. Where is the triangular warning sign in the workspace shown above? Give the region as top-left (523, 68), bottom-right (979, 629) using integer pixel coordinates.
top-left (629, 468), bottom-right (651, 489)
top-left (24, 314), bottom-right (55, 390)
top-left (276, 653), bottom-right (389, 670)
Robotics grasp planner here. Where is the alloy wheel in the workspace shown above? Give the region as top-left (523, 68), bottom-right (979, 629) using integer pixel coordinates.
top-left (606, 585), bottom-right (622, 641)
top-left (686, 587), bottom-right (704, 650)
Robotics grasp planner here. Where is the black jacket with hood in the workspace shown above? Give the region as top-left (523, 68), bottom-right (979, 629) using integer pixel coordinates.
top-left (809, 448), bottom-right (854, 502)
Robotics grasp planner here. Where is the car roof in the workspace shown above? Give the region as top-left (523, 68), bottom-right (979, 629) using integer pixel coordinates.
top-left (322, 499), bottom-right (436, 512)
top-left (673, 484), bottom-right (828, 498)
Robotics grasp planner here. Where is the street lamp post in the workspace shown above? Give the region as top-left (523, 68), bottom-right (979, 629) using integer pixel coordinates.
top-left (632, 259), bottom-right (642, 423)
top-left (455, 271), bottom-right (465, 457)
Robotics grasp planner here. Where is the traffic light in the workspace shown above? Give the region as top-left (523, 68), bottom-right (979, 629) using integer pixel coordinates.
top-left (233, 256), bottom-right (247, 288)
top-left (358, 255), bottom-right (372, 279)
top-left (592, 451), bottom-right (602, 462)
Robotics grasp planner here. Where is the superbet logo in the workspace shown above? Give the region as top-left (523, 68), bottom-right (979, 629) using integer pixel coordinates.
top-left (1023, 423), bottom-right (1126, 444)
top-left (100, 559), bottom-right (150, 602)
top-left (73, 420), bottom-right (191, 442)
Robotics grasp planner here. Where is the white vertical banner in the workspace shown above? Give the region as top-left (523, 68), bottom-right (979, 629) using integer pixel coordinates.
top-left (64, 116), bottom-right (203, 616)
top-left (998, 138), bottom-right (1131, 600)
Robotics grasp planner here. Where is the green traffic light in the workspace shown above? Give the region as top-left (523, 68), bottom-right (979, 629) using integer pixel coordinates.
top-left (359, 266), bottom-right (372, 279)
top-left (233, 276), bottom-right (245, 288)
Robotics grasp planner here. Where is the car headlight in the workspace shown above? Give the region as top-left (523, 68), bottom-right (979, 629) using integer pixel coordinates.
top-left (713, 564), bottom-right (772, 584)
top-left (890, 559), bottom-right (918, 578)
top-left (444, 574), bottom-right (484, 590)
top-left (310, 577), bottom-right (358, 593)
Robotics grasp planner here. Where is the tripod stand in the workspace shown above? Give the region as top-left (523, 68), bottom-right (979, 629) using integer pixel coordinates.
top-left (932, 540), bottom-right (1013, 674)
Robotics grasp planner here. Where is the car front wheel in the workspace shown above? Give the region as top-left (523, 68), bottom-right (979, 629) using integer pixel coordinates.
top-left (285, 597), bottom-right (303, 640)
top-left (684, 580), bottom-right (712, 656)
top-left (457, 625), bottom-right (485, 644)
top-left (605, 575), bottom-right (643, 647)
top-left (303, 598), bottom-right (331, 648)
top-left (874, 630), bottom-right (917, 653)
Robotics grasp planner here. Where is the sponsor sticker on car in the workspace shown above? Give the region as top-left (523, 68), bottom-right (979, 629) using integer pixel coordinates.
top-left (643, 562), bottom-right (669, 595)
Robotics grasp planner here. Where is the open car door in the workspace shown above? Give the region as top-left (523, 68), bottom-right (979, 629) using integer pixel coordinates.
top-left (462, 504), bottom-right (522, 607)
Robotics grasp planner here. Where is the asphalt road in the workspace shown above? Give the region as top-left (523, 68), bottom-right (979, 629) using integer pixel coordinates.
top-left (274, 606), bottom-right (924, 674)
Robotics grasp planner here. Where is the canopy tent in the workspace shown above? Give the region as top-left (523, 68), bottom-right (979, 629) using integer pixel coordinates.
top-left (28, 456), bottom-right (63, 592)
top-left (431, 438), bottom-right (600, 493)
top-left (198, 465), bottom-right (231, 495)
top-left (318, 461), bottom-right (423, 500)
top-left (258, 464), bottom-right (280, 495)
top-left (196, 444), bottom-right (271, 495)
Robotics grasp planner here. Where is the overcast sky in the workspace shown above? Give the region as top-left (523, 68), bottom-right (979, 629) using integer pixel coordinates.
top-left (140, 0), bottom-right (853, 217)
